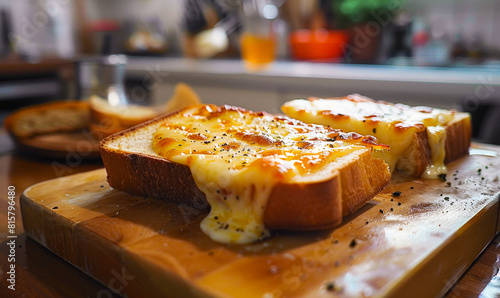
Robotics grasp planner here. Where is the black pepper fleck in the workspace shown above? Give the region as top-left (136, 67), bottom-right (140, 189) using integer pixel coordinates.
top-left (379, 209), bottom-right (384, 214)
top-left (349, 239), bottom-right (357, 248)
top-left (326, 282), bottom-right (335, 291)
top-left (392, 191), bottom-right (402, 197)
top-left (52, 206), bottom-right (59, 210)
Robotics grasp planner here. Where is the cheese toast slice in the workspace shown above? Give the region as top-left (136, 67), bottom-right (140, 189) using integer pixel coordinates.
top-left (282, 94), bottom-right (472, 179)
top-left (100, 104), bottom-right (391, 244)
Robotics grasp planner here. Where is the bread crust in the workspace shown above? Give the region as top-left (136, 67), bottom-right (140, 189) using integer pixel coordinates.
top-left (339, 150), bottom-right (392, 216)
top-left (263, 174), bottom-right (343, 230)
top-left (444, 113), bottom-right (472, 164)
top-left (100, 107), bottom-right (391, 231)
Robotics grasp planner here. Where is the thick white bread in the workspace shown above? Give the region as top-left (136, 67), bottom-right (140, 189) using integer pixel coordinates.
top-left (4, 101), bottom-right (89, 138)
top-left (282, 95), bottom-right (472, 179)
top-left (100, 104), bottom-right (391, 243)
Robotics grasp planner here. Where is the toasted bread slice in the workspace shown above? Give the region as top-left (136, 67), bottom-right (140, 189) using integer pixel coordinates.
top-left (282, 94), bottom-right (472, 179)
top-left (4, 101), bottom-right (89, 138)
top-left (100, 104), bottom-right (390, 244)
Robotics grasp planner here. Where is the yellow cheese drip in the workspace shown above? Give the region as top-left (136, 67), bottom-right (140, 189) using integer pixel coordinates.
top-left (421, 126), bottom-right (447, 179)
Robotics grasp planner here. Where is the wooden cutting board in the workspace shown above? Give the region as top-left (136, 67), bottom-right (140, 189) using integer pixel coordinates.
top-left (21, 144), bottom-right (500, 297)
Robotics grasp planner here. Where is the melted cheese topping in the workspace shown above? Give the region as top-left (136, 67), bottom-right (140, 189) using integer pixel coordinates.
top-left (421, 126), bottom-right (447, 179)
top-left (282, 95), bottom-right (456, 179)
top-left (152, 104), bottom-right (387, 244)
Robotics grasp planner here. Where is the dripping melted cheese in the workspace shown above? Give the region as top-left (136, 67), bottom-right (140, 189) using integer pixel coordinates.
top-left (152, 104), bottom-right (387, 244)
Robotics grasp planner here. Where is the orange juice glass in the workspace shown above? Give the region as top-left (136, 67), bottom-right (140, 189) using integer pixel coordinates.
top-left (240, 31), bottom-right (276, 71)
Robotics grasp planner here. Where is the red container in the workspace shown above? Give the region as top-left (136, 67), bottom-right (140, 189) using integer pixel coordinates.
top-left (289, 29), bottom-right (349, 61)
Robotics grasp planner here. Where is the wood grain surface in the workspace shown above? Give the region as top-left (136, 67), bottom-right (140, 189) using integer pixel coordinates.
top-left (19, 144), bottom-right (500, 297)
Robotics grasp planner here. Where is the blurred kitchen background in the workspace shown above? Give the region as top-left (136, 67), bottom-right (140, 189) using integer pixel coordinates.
top-left (0, 0), bottom-right (499, 143)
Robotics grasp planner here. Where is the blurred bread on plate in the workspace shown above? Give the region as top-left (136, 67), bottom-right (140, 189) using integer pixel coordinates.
top-left (4, 101), bottom-right (89, 138)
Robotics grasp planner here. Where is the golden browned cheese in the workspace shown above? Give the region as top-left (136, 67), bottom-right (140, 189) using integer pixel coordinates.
top-left (152, 104), bottom-right (388, 244)
top-left (282, 95), bottom-right (471, 179)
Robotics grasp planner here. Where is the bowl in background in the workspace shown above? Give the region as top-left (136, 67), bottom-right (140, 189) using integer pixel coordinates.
top-left (289, 29), bottom-right (349, 61)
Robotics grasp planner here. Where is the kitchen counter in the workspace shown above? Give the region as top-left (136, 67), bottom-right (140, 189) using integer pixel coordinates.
top-left (0, 127), bottom-right (499, 296)
top-left (0, 57), bottom-right (74, 103)
top-left (125, 57), bottom-right (500, 110)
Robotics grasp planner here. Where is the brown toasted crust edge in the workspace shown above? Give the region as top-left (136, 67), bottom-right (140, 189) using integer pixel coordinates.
top-left (264, 175), bottom-right (342, 230)
top-left (99, 106), bottom-right (391, 231)
top-left (99, 108), bottom-right (207, 208)
top-left (444, 113), bottom-right (471, 164)
top-left (340, 150), bottom-right (391, 217)
top-left (100, 147), bottom-right (208, 208)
